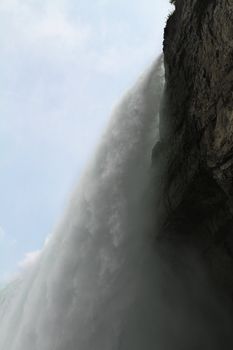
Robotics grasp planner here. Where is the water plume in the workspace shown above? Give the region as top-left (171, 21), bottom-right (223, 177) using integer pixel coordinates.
top-left (0, 57), bottom-right (164, 350)
top-left (1, 48), bottom-right (233, 349)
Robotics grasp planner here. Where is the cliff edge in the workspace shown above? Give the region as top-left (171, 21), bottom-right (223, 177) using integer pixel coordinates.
top-left (154, 0), bottom-right (233, 297)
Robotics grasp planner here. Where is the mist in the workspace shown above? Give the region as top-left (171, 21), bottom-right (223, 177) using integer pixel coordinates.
top-left (1, 52), bottom-right (233, 349)
top-left (0, 57), bottom-right (163, 350)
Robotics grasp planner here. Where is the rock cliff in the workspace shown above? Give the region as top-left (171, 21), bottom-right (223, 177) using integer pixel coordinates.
top-left (154, 0), bottom-right (233, 297)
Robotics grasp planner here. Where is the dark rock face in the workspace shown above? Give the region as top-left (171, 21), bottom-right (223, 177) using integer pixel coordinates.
top-left (155, 0), bottom-right (233, 296)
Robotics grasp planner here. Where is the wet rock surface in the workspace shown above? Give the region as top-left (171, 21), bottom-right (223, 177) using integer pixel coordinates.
top-left (155, 0), bottom-right (233, 296)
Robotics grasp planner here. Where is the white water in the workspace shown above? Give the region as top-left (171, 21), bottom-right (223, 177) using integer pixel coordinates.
top-left (0, 57), bottom-right (165, 350)
top-left (1, 53), bottom-right (233, 350)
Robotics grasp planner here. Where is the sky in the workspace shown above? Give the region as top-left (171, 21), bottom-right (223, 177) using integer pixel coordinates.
top-left (0, 0), bottom-right (173, 281)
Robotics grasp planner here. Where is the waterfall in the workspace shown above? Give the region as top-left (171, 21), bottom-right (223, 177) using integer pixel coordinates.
top-left (0, 57), bottom-right (164, 350)
top-left (2, 50), bottom-right (233, 350)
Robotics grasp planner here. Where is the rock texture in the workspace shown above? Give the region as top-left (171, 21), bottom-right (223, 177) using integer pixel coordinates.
top-left (154, 0), bottom-right (233, 297)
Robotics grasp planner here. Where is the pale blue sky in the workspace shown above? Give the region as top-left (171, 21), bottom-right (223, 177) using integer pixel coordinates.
top-left (0, 0), bottom-right (173, 280)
